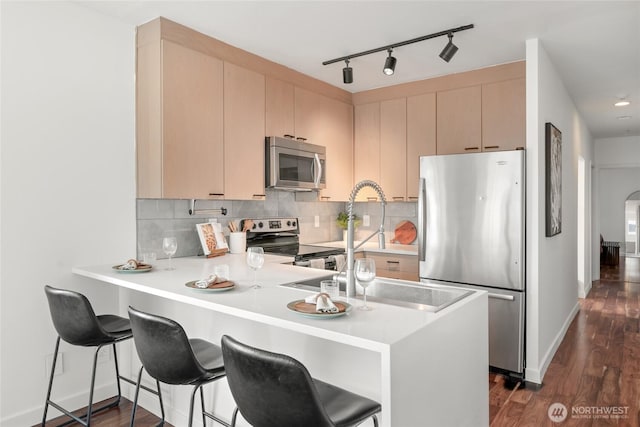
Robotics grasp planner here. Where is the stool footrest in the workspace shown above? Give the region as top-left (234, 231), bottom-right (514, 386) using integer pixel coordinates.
top-left (46, 395), bottom-right (120, 427)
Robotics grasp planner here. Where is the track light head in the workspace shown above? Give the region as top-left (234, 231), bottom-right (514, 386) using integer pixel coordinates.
top-left (383, 49), bottom-right (397, 75)
top-left (439, 33), bottom-right (458, 63)
top-left (343, 59), bottom-right (353, 84)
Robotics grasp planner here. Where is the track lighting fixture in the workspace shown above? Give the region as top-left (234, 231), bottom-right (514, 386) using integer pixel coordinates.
top-left (439, 33), bottom-right (458, 63)
top-left (343, 59), bottom-right (353, 84)
top-left (383, 49), bottom-right (397, 75)
top-left (322, 24), bottom-right (473, 84)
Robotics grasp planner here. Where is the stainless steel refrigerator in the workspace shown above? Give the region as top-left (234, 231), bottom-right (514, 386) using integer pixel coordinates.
top-left (418, 150), bottom-right (525, 378)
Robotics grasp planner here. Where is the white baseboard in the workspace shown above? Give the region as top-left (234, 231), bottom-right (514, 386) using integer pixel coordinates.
top-left (525, 301), bottom-right (580, 384)
top-left (1, 383), bottom-right (115, 427)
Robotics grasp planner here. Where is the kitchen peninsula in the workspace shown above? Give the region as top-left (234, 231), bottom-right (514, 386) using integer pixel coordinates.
top-left (74, 254), bottom-right (488, 427)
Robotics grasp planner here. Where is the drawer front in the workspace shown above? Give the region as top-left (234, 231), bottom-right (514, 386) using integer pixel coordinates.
top-left (376, 269), bottom-right (419, 281)
top-left (365, 253), bottom-right (419, 274)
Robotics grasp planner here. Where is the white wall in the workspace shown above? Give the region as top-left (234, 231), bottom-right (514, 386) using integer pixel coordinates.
top-left (593, 135), bottom-right (640, 273)
top-left (0, 2), bottom-right (135, 425)
top-left (524, 39), bottom-right (593, 383)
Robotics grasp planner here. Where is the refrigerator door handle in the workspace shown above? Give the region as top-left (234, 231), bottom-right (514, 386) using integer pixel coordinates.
top-left (488, 293), bottom-right (515, 301)
top-left (418, 177), bottom-right (426, 260)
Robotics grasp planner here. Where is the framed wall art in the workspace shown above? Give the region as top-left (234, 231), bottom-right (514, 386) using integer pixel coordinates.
top-left (545, 122), bottom-right (562, 237)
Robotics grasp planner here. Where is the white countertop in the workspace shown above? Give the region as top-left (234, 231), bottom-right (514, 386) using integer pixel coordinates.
top-left (73, 253), bottom-right (474, 352)
top-left (314, 240), bottom-right (418, 256)
top-left (73, 253), bottom-right (489, 427)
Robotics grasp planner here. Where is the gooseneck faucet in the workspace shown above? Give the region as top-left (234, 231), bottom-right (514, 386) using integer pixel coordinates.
top-left (335, 180), bottom-right (387, 298)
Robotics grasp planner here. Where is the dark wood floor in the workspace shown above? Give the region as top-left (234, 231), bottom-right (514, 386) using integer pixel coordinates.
top-left (39, 397), bottom-right (170, 427)
top-left (490, 256), bottom-right (640, 426)
top-left (40, 256), bottom-right (640, 426)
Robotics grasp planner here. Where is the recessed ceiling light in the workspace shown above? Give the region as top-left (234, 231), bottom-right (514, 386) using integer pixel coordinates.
top-left (617, 115), bottom-right (632, 120)
top-left (614, 100), bottom-right (631, 107)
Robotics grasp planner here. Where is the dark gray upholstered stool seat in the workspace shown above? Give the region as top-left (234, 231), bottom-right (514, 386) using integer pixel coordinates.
top-left (128, 306), bottom-right (229, 427)
top-left (42, 285), bottom-right (136, 426)
top-left (221, 335), bottom-right (381, 427)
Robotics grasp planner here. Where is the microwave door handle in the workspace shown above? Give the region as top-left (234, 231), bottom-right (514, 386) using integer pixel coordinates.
top-left (313, 153), bottom-right (322, 188)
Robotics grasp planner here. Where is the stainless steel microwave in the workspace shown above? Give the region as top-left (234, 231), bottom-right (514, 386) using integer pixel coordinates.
top-left (265, 136), bottom-right (326, 191)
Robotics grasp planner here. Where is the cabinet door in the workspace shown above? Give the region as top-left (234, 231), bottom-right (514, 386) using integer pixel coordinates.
top-left (162, 41), bottom-right (224, 199)
top-left (354, 103), bottom-right (381, 201)
top-left (407, 93), bottom-right (436, 200)
top-left (482, 78), bottom-right (525, 151)
top-left (265, 77), bottom-right (295, 138)
top-left (224, 62), bottom-right (265, 200)
top-left (295, 88), bottom-right (353, 201)
top-left (380, 98), bottom-right (407, 201)
top-left (436, 86), bottom-right (482, 154)
top-left (136, 40), bottom-right (162, 198)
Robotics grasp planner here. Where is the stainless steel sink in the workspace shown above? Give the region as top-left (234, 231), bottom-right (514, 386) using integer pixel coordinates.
top-left (281, 276), bottom-right (473, 312)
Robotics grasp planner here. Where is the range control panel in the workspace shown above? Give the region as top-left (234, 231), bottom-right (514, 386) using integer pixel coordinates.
top-left (243, 217), bottom-right (299, 233)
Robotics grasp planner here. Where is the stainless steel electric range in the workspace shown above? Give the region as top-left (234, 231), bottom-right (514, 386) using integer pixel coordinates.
top-left (242, 217), bottom-right (344, 270)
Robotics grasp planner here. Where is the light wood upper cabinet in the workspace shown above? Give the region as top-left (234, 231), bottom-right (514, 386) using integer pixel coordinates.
top-left (436, 85), bottom-right (482, 155)
top-left (482, 78), bottom-right (526, 151)
top-left (136, 40), bottom-right (224, 199)
top-left (354, 102), bottom-right (381, 201)
top-left (380, 98), bottom-right (407, 201)
top-left (406, 93), bottom-right (436, 199)
top-left (223, 62), bottom-right (266, 200)
top-left (295, 88), bottom-right (353, 201)
top-left (265, 77), bottom-right (295, 138)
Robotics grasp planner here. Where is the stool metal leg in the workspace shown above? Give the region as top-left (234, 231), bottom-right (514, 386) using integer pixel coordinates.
top-left (230, 407), bottom-right (239, 427)
top-left (130, 367), bottom-right (165, 427)
top-left (372, 414), bottom-right (379, 427)
top-left (199, 378), bottom-right (232, 427)
top-left (41, 337), bottom-right (61, 426)
top-left (44, 343), bottom-right (121, 427)
top-left (112, 343), bottom-right (122, 406)
top-left (156, 379), bottom-right (165, 425)
top-left (130, 366), bottom-right (144, 427)
top-left (200, 386), bottom-right (207, 427)
top-left (188, 385), bottom-right (199, 427)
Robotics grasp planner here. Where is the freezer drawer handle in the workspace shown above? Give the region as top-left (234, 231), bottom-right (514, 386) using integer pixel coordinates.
top-left (488, 293), bottom-right (515, 301)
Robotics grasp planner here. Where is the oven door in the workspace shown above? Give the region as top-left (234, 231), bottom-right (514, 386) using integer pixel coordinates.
top-left (268, 145), bottom-right (325, 190)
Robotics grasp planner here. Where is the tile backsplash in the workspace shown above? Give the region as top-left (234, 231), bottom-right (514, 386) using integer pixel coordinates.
top-left (136, 190), bottom-right (418, 259)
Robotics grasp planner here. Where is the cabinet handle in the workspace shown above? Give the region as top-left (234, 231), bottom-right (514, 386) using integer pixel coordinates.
top-left (386, 260), bottom-right (400, 271)
top-left (407, 196), bottom-right (419, 201)
top-left (464, 147), bottom-right (480, 151)
top-left (208, 193), bottom-right (224, 196)
top-left (366, 197), bottom-right (378, 201)
top-left (484, 145), bottom-right (500, 150)
top-left (252, 194), bottom-right (266, 199)
top-left (320, 196), bottom-right (331, 201)
top-left (392, 196), bottom-right (405, 201)
top-left (296, 137), bottom-right (307, 142)
top-left (283, 134), bottom-right (295, 139)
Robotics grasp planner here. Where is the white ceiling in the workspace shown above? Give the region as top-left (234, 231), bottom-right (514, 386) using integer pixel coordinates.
top-left (80, 1), bottom-right (640, 139)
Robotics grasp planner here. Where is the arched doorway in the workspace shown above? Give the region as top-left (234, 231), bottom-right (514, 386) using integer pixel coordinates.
top-left (625, 190), bottom-right (640, 257)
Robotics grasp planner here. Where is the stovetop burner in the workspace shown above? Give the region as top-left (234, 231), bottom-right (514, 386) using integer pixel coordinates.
top-left (295, 244), bottom-right (345, 260)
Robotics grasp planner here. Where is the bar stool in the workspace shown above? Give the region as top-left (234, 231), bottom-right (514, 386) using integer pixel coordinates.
top-left (42, 285), bottom-right (138, 426)
top-left (221, 335), bottom-right (381, 427)
top-left (127, 306), bottom-right (229, 427)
